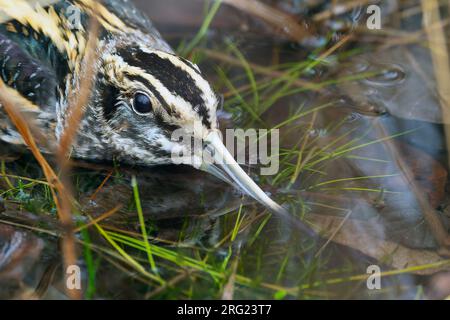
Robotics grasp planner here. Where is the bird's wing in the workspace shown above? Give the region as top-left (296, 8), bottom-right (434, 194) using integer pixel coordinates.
top-left (0, 30), bottom-right (58, 146)
top-left (0, 32), bottom-right (58, 112)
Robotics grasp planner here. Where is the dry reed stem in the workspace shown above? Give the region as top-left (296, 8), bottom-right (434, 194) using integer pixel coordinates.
top-left (89, 169), bottom-right (114, 201)
top-left (221, 0), bottom-right (311, 42)
top-left (221, 251), bottom-right (239, 300)
top-left (0, 79), bottom-right (80, 298)
top-left (56, 8), bottom-right (101, 300)
top-left (74, 205), bottom-right (122, 233)
top-left (374, 120), bottom-right (450, 252)
top-left (421, 1), bottom-right (450, 125)
top-left (419, 0), bottom-right (450, 251)
top-left (208, 33), bottom-right (352, 99)
top-left (199, 48), bottom-right (324, 92)
top-left (0, 3), bottom-right (101, 299)
top-left (0, 83), bottom-right (62, 192)
top-left (58, 18), bottom-right (101, 159)
top-left (379, 19), bottom-right (449, 49)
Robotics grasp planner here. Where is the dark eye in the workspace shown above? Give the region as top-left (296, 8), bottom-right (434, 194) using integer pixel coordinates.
top-left (132, 92), bottom-right (153, 114)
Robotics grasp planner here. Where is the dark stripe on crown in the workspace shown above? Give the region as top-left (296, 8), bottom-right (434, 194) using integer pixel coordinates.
top-left (118, 47), bottom-right (211, 127)
top-left (178, 56), bottom-right (202, 76)
top-left (143, 50), bottom-right (202, 76)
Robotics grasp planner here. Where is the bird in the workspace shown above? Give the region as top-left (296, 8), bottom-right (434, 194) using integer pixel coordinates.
top-left (0, 0), bottom-right (292, 220)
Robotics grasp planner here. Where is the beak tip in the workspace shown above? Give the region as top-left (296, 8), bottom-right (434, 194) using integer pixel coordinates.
top-left (202, 131), bottom-right (315, 237)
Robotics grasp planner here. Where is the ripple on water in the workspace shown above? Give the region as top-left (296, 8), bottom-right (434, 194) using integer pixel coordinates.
top-left (363, 63), bottom-right (406, 87)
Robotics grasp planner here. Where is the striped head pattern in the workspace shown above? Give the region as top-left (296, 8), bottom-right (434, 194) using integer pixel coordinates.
top-left (92, 41), bottom-right (220, 165)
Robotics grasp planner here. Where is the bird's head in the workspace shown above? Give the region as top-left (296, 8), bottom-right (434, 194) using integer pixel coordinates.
top-left (92, 41), bottom-right (285, 214)
top-left (95, 43), bottom-right (217, 163)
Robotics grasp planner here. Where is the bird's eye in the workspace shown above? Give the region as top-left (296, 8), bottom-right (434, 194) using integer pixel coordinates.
top-left (132, 92), bottom-right (153, 114)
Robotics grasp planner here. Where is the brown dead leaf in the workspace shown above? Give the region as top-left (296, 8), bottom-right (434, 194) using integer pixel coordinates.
top-left (309, 214), bottom-right (448, 275)
top-left (392, 141), bottom-right (447, 209)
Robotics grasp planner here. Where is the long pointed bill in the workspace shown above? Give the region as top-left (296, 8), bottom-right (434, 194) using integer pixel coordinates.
top-left (200, 131), bottom-right (286, 215)
top-left (200, 131), bottom-right (316, 237)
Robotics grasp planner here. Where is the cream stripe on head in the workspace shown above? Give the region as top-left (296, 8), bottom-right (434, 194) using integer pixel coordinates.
top-left (138, 47), bottom-right (217, 111)
top-left (103, 47), bottom-right (218, 129)
top-left (102, 53), bottom-right (202, 125)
